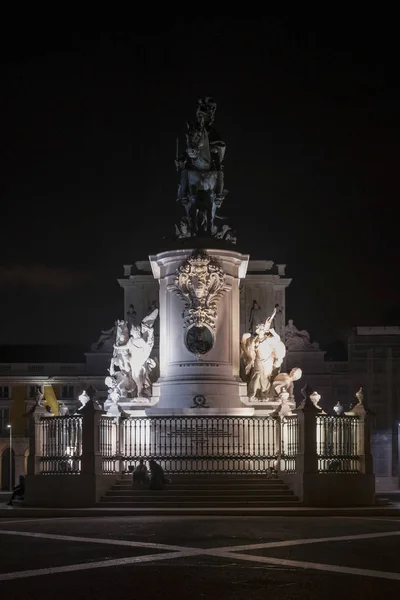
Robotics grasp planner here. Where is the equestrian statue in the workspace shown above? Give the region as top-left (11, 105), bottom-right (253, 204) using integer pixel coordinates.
top-left (175, 96), bottom-right (228, 237)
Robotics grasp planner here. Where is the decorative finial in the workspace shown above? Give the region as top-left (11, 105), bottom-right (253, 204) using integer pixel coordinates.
top-left (295, 383), bottom-right (321, 412)
top-left (355, 387), bottom-right (364, 405)
top-left (333, 401), bottom-right (344, 416)
top-left (345, 386), bottom-right (367, 416)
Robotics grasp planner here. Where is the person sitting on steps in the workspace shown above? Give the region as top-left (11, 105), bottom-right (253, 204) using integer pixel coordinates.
top-left (7, 475), bottom-right (25, 506)
top-left (132, 459), bottom-right (149, 485)
top-left (148, 460), bottom-right (170, 490)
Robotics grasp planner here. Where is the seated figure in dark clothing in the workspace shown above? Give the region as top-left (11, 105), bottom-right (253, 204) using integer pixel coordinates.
top-left (148, 460), bottom-right (169, 490)
top-left (7, 475), bottom-right (25, 506)
top-left (132, 459), bottom-right (149, 485)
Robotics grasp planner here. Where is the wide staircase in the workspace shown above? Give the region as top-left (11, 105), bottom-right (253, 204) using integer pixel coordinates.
top-left (97, 474), bottom-right (300, 509)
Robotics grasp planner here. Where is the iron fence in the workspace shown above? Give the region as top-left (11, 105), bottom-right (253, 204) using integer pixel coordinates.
top-left (100, 416), bottom-right (119, 474)
top-left (35, 413), bottom-right (364, 477)
top-left (280, 415), bottom-right (298, 473)
top-left (39, 416), bottom-right (82, 474)
top-left (316, 415), bottom-right (360, 473)
top-left (108, 416), bottom-right (278, 474)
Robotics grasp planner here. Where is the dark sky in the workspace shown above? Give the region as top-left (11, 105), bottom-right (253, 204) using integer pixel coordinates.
top-left (0, 17), bottom-right (399, 349)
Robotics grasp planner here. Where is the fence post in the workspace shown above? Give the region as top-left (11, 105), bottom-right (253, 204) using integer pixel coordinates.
top-left (291, 384), bottom-right (321, 502)
top-left (294, 385), bottom-right (320, 475)
top-left (358, 415), bottom-right (374, 474)
top-left (346, 387), bottom-right (374, 475)
top-left (27, 415), bottom-right (42, 475)
top-left (80, 387), bottom-right (104, 504)
top-left (275, 416), bottom-right (282, 473)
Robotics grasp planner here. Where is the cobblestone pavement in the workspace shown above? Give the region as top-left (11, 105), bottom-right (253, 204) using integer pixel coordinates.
top-left (1, 515), bottom-right (400, 599)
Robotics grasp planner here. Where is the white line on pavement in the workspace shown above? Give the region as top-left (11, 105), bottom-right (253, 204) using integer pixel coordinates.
top-left (344, 516), bottom-right (400, 524)
top-left (208, 550), bottom-right (400, 582)
top-left (213, 528), bottom-right (400, 552)
top-left (2, 526), bottom-right (400, 582)
top-left (0, 529), bottom-right (199, 553)
top-left (3, 527), bottom-right (400, 557)
top-left (0, 551), bottom-right (193, 582)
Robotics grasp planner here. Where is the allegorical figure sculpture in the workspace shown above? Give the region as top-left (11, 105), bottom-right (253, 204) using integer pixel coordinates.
top-left (284, 319), bottom-right (319, 351)
top-left (175, 97), bottom-right (234, 239)
top-left (106, 309), bottom-right (159, 401)
top-left (272, 367), bottom-right (302, 400)
top-left (241, 309), bottom-right (287, 401)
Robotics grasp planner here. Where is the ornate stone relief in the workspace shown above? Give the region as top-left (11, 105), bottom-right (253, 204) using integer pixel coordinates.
top-left (174, 250), bottom-right (229, 354)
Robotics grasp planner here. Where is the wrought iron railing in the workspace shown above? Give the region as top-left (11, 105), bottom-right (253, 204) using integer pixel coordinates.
top-left (100, 416), bottom-right (119, 474)
top-left (39, 416), bottom-right (82, 474)
top-left (100, 416), bottom-right (278, 474)
top-left (280, 415), bottom-right (298, 473)
top-left (35, 413), bottom-right (364, 477)
top-left (316, 415), bottom-right (360, 473)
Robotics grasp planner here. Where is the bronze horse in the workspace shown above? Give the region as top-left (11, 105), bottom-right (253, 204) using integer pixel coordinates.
top-left (177, 118), bottom-right (225, 236)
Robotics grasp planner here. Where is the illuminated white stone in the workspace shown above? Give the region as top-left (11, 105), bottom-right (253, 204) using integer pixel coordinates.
top-left (148, 248), bottom-right (250, 414)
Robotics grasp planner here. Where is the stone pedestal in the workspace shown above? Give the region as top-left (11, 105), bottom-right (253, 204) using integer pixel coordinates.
top-left (148, 248), bottom-right (251, 414)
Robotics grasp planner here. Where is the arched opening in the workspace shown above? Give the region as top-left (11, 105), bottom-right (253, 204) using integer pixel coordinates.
top-left (1, 447), bottom-right (15, 491)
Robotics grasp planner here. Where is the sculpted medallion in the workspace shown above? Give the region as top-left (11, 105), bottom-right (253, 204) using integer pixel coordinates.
top-left (174, 250), bottom-right (229, 354)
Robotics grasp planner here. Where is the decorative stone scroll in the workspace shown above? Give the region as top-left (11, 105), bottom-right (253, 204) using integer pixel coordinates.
top-left (174, 250), bottom-right (229, 354)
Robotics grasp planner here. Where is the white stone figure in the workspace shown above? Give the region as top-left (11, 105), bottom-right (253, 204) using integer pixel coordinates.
top-left (105, 372), bottom-right (134, 399)
top-left (58, 402), bottom-right (69, 416)
top-left (127, 309), bottom-right (158, 396)
top-left (284, 319), bottom-right (319, 351)
top-left (273, 303), bottom-right (284, 338)
top-left (105, 386), bottom-right (120, 416)
top-left (110, 321), bottom-right (131, 375)
top-left (23, 387), bottom-right (47, 416)
top-left (142, 357), bottom-right (157, 391)
top-left (272, 367), bottom-right (302, 399)
top-left (77, 390), bottom-right (90, 411)
top-left (241, 308), bottom-right (286, 401)
top-left (249, 300), bottom-right (263, 334)
top-left (310, 391), bottom-right (325, 413)
top-left (277, 389), bottom-right (293, 416)
top-left (35, 387), bottom-right (45, 407)
top-left (108, 309), bottom-right (159, 399)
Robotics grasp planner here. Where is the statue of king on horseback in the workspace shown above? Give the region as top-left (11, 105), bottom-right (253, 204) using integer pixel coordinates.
top-left (176, 97), bottom-right (228, 237)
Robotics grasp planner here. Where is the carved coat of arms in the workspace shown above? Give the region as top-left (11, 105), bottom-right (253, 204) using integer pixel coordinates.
top-left (174, 250), bottom-right (229, 335)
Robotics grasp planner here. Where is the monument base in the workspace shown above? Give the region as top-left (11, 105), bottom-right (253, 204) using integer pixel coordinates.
top-left (145, 407), bottom-right (255, 416)
top-left (149, 377), bottom-right (249, 415)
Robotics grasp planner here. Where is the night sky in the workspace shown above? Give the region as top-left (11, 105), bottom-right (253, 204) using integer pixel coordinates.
top-left (1, 17), bottom-right (399, 351)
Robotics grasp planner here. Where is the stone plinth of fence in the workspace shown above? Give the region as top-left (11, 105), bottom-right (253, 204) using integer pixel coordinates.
top-left (24, 390), bottom-right (120, 507)
top-left (278, 386), bottom-right (375, 506)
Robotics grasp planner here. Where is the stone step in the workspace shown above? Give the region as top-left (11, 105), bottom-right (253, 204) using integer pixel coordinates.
top-left (116, 480), bottom-right (285, 487)
top-left (100, 475), bottom-right (297, 508)
top-left (121, 475), bottom-right (279, 480)
top-left (101, 494), bottom-right (298, 502)
top-left (115, 482), bottom-right (286, 489)
top-left (106, 488), bottom-right (293, 496)
top-left (97, 500), bottom-right (301, 508)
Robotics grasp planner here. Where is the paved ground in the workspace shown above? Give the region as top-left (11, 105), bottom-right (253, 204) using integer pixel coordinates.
top-left (1, 515), bottom-right (400, 598)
